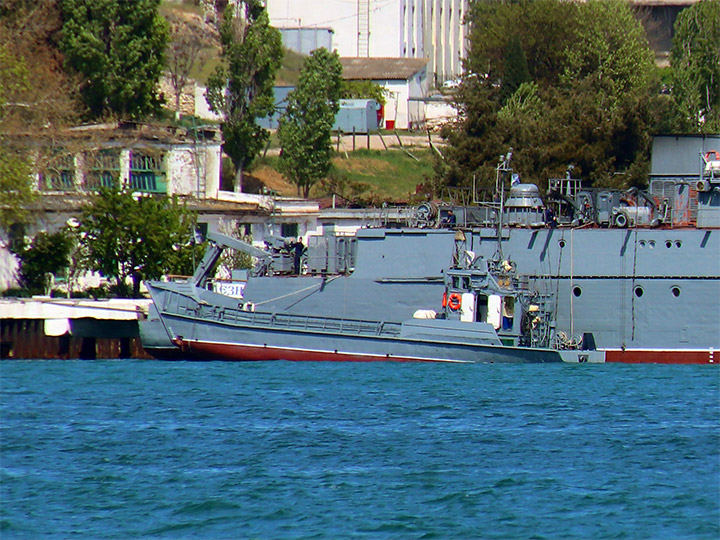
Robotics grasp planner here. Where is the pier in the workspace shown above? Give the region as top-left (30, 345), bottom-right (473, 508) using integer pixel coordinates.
top-left (1, 298), bottom-right (153, 359)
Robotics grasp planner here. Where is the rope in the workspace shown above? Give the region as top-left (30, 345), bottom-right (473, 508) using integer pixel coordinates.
top-left (252, 276), bottom-right (340, 306)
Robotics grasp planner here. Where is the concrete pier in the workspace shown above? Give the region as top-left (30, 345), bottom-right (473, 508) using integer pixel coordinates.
top-left (1, 298), bottom-right (153, 359)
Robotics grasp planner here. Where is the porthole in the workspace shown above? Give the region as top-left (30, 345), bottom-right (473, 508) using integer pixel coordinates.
top-left (648, 240), bottom-right (656, 248)
top-left (559, 239), bottom-right (566, 248)
top-left (634, 286), bottom-right (644, 298)
top-left (675, 240), bottom-right (682, 248)
top-left (665, 240), bottom-right (672, 248)
top-left (573, 286), bottom-right (582, 297)
top-left (639, 240), bottom-right (646, 247)
top-left (671, 286), bottom-right (681, 297)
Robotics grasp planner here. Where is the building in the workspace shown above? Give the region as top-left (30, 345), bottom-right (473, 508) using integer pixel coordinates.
top-left (0, 122), bottom-right (271, 291)
top-left (631, 0), bottom-right (699, 66)
top-left (340, 57), bottom-right (429, 130)
top-left (264, 0), bottom-right (468, 87)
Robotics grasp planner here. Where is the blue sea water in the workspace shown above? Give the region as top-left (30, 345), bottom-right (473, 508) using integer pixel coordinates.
top-left (1, 361), bottom-right (718, 539)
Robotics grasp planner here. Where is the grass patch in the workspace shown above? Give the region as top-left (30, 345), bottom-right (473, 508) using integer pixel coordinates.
top-left (332, 149), bottom-right (434, 202)
top-left (251, 149), bottom-right (435, 202)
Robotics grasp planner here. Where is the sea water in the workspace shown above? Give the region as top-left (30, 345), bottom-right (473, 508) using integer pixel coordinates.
top-left (1, 360), bottom-right (718, 539)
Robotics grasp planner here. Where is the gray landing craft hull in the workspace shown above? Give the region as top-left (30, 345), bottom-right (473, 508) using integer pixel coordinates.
top-left (147, 283), bottom-right (567, 363)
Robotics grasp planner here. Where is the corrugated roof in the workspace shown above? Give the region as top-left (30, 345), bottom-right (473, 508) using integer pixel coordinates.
top-left (340, 57), bottom-right (429, 81)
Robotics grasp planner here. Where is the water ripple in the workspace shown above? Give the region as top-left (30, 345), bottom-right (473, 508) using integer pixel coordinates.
top-left (1, 360), bottom-right (718, 539)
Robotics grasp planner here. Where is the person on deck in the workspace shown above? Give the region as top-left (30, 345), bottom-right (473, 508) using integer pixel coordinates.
top-left (441, 210), bottom-right (457, 228)
top-left (292, 239), bottom-right (305, 274)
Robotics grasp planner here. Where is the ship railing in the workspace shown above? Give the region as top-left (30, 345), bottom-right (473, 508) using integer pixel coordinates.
top-left (162, 288), bottom-right (403, 338)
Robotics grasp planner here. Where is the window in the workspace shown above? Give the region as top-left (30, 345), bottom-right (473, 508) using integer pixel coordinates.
top-left (39, 152), bottom-right (75, 191)
top-left (281, 223), bottom-right (298, 238)
top-left (129, 151), bottom-right (167, 193)
top-left (85, 150), bottom-right (120, 189)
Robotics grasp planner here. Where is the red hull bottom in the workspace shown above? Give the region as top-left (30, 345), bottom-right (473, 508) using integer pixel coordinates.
top-left (178, 340), bottom-right (717, 365)
top-left (179, 340), bottom-right (472, 363)
top-left (605, 349), bottom-right (716, 365)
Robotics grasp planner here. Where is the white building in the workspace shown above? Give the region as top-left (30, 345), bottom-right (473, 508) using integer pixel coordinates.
top-left (265, 0), bottom-right (469, 86)
top-left (340, 57), bottom-right (429, 130)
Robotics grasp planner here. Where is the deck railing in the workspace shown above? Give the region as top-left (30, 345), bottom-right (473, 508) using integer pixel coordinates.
top-left (159, 287), bottom-right (403, 339)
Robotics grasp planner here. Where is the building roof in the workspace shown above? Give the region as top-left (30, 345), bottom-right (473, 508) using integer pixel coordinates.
top-left (340, 57), bottom-right (429, 81)
top-left (629, 0), bottom-right (697, 5)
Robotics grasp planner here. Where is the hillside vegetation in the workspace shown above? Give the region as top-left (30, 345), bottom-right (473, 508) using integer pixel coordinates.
top-left (249, 149), bottom-right (435, 203)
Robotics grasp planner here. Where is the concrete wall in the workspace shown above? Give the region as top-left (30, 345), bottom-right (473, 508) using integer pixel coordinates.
top-left (166, 143), bottom-right (222, 199)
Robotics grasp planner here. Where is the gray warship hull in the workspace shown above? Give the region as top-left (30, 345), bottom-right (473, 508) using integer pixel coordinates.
top-left (142, 226), bottom-right (719, 364)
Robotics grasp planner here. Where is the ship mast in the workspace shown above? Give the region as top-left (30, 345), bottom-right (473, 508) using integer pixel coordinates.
top-left (494, 149), bottom-right (513, 261)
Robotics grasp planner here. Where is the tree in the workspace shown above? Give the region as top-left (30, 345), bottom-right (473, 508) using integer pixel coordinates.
top-left (561, 0), bottom-right (655, 109)
top-left (166, 12), bottom-right (209, 120)
top-left (0, 44), bottom-right (34, 230)
top-left (340, 80), bottom-right (387, 106)
top-left (670, 0), bottom-right (720, 133)
top-left (500, 35), bottom-right (531, 103)
top-left (442, 0), bottom-right (657, 194)
top-left (14, 230), bottom-right (73, 295)
top-left (1, 2), bottom-right (80, 230)
top-left (58, 0), bottom-right (169, 119)
top-left (205, 1), bottom-right (283, 193)
top-left (77, 188), bottom-right (199, 298)
top-left (277, 48), bottom-right (343, 198)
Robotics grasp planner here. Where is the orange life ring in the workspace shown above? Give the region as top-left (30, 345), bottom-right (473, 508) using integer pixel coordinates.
top-left (448, 293), bottom-right (462, 311)
top-left (705, 150), bottom-right (720, 161)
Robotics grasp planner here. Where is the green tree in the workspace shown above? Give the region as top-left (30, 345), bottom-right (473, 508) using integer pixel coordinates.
top-left (1, 2), bottom-right (81, 231)
top-left (340, 80), bottom-right (387, 106)
top-left (277, 48), bottom-right (343, 198)
top-left (0, 43), bottom-right (35, 230)
top-left (205, 1), bottom-right (283, 193)
top-left (58, 0), bottom-right (169, 119)
top-left (77, 188), bottom-right (199, 298)
top-left (561, 0), bottom-right (655, 109)
top-left (14, 230), bottom-right (73, 294)
top-left (443, 0), bottom-right (657, 193)
top-left (500, 35), bottom-right (531, 103)
top-left (670, 0), bottom-right (720, 133)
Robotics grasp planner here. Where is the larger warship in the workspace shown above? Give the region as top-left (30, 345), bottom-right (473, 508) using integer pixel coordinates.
top-left (142, 136), bottom-right (720, 364)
